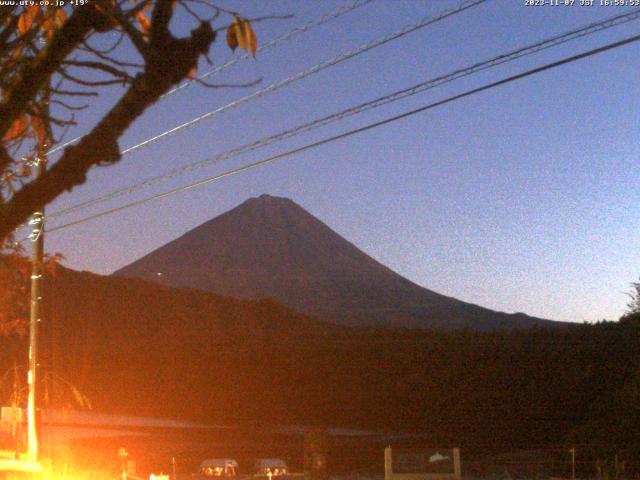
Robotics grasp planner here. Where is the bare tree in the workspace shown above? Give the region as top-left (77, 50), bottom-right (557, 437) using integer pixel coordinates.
top-left (0, 0), bottom-right (259, 243)
top-left (621, 277), bottom-right (640, 324)
top-left (0, 0), bottom-right (262, 338)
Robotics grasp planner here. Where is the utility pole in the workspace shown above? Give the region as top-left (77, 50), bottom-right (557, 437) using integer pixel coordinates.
top-left (27, 152), bottom-right (46, 463)
top-left (570, 448), bottom-right (576, 480)
top-left (25, 89), bottom-right (55, 464)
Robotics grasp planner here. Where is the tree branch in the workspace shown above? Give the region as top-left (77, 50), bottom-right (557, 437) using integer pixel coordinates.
top-left (81, 30), bottom-right (125, 55)
top-left (0, 14), bottom-right (20, 58)
top-left (0, 6), bottom-right (100, 140)
top-left (50, 88), bottom-right (98, 97)
top-left (63, 60), bottom-right (132, 81)
top-left (50, 99), bottom-right (89, 111)
top-left (0, 146), bottom-right (13, 177)
top-left (0, 20), bottom-right (216, 240)
top-left (110, 6), bottom-right (150, 60)
top-left (59, 68), bottom-right (129, 87)
top-left (195, 76), bottom-right (262, 89)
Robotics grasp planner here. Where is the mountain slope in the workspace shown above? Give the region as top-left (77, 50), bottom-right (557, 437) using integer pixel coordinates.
top-left (114, 194), bottom-right (556, 330)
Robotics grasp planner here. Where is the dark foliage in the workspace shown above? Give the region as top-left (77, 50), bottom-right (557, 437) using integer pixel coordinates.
top-left (1, 265), bottom-right (639, 454)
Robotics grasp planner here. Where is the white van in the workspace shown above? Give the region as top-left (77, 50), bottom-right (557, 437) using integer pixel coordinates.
top-left (199, 459), bottom-right (238, 477)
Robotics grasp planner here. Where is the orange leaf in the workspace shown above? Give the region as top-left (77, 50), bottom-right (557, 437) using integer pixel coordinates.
top-left (243, 19), bottom-right (257, 57)
top-left (30, 115), bottom-right (48, 147)
top-left (226, 20), bottom-right (239, 51)
top-left (55, 8), bottom-right (67, 27)
top-left (234, 17), bottom-right (257, 57)
top-left (42, 17), bottom-right (52, 34)
top-left (18, 10), bottom-right (34, 34)
top-left (17, 5), bottom-right (41, 34)
top-left (3, 115), bottom-right (29, 142)
top-left (136, 11), bottom-right (151, 35)
top-left (236, 18), bottom-right (248, 51)
top-left (41, 8), bottom-right (65, 39)
top-left (227, 16), bottom-right (257, 57)
top-left (11, 44), bottom-right (23, 61)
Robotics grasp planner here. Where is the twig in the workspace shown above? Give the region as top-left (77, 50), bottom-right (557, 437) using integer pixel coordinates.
top-left (195, 76), bottom-right (262, 89)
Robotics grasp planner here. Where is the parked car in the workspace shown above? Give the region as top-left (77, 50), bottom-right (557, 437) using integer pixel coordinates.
top-left (254, 459), bottom-right (288, 477)
top-left (198, 459), bottom-right (239, 478)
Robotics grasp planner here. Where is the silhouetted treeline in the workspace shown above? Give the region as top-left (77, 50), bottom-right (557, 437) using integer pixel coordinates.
top-left (1, 265), bottom-right (639, 454)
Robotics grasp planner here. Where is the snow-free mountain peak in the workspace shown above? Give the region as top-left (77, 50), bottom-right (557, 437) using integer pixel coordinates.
top-left (114, 195), bottom-right (558, 330)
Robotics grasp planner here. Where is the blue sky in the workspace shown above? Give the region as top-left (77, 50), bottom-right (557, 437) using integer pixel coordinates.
top-left (38, 0), bottom-right (640, 323)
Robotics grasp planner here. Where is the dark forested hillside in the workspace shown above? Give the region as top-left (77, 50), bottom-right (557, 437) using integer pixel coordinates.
top-left (1, 264), bottom-right (639, 453)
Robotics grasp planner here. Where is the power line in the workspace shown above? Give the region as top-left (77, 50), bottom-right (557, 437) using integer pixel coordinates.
top-left (46, 8), bottom-right (640, 221)
top-left (162, 0), bottom-right (376, 99)
top-left (12, 0), bottom-right (477, 235)
top-left (44, 0), bottom-right (376, 157)
top-left (9, 1), bottom-right (378, 236)
top-left (91, 0), bottom-right (488, 159)
top-left (42, 32), bottom-right (640, 236)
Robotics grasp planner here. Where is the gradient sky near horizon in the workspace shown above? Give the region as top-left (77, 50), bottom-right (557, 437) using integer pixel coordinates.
top-left (33, 0), bottom-right (640, 324)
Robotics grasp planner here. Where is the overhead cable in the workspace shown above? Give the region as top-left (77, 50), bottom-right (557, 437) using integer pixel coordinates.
top-left (46, 8), bottom-right (640, 221)
top-left (9, 0), bottom-right (487, 238)
top-left (97, 0), bottom-right (488, 158)
top-left (163, 0), bottom-right (377, 98)
top-left (42, 32), bottom-right (640, 236)
top-left (44, 0), bottom-right (375, 156)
